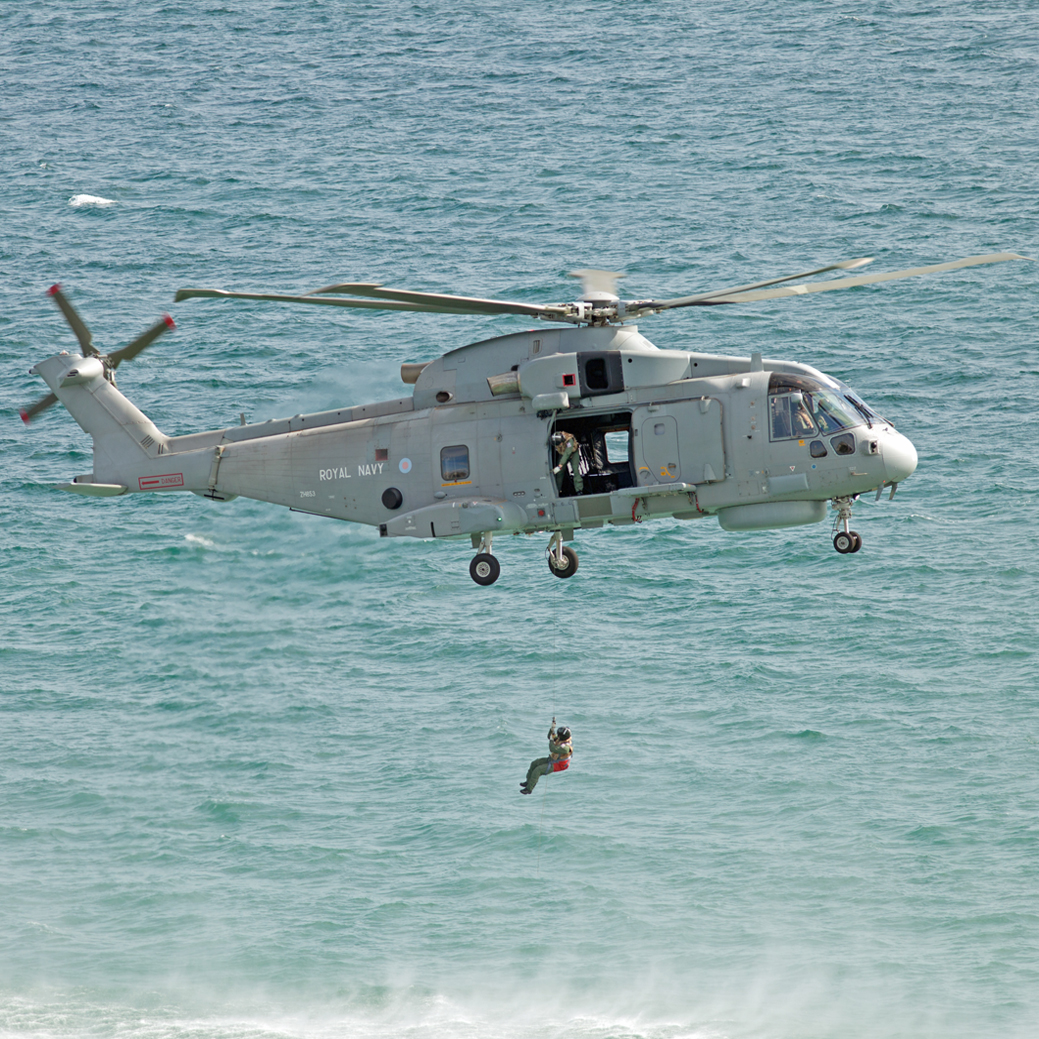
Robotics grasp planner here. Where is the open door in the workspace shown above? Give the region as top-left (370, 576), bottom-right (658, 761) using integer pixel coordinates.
top-left (550, 410), bottom-right (634, 497)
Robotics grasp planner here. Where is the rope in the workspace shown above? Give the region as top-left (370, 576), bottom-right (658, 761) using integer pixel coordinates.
top-left (536, 778), bottom-right (546, 878)
top-left (534, 532), bottom-right (563, 879)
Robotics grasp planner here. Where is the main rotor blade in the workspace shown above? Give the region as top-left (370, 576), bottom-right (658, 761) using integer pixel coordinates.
top-left (48, 284), bottom-right (96, 356)
top-left (176, 285), bottom-right (567, 319)
top-left (176, 287), bottom-right (489, 314)
top-left (697, 252), bottom-right (1032, 305)
top-left (175, 252), bottom-right (1031, 328)
top-left (107, 314), bottom-right (176, 369)
top-left (307, 282), bottom-right (565, 318)
top-left (20, 392), bottom-right (58, 424)
top-left (644, 258), bottom-right (875, 312)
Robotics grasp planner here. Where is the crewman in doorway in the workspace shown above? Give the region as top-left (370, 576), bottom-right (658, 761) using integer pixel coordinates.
top-left (551, 431), bottom-right (584, 494)
top-left (520, 717), bottom-right (573, 795)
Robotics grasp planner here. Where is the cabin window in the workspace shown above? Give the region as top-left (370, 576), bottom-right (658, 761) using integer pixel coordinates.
top-left (440, 445), bottom-right (470, 481)
top-left (604, 430), bottom-right (629, 464)
top-left (810, 440), bottom-right (827, 458)
top-left (830, 433), bottom-right (856, 456)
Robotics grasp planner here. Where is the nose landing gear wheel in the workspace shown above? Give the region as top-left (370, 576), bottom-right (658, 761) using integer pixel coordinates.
top-left (830, 496), bottom-right (862, 555)
top-left (548, 545), bottom-right (579, 579)
top-left (470, 553), bottom-right (501, 586)
top-left (833, 531), bottom-right (862, 554)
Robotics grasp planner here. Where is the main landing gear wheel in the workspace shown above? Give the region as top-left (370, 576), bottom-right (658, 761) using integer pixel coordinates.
top-left (548, 545), bottom-right (579, 579)
top-left (833, 531), bottom-right (862, 554)
top-left (469, 553), bottom-right (501, 586)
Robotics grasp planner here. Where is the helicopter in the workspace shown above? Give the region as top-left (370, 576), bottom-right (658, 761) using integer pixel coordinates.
top-left (22, 251), bottom-right (1028, 585)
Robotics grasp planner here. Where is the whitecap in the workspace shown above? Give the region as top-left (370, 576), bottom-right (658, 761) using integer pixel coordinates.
top-left (68, 193), bottom-right (116, 207)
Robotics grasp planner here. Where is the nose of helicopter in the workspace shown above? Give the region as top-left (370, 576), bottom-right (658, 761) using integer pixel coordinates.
top-left (884, 431), bottom-right (918, 484)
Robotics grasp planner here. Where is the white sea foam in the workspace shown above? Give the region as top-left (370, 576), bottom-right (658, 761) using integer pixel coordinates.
top-left (68, 194), bottom-right (116, 207)
top-left (0, 996), bottom-right (724, 1039)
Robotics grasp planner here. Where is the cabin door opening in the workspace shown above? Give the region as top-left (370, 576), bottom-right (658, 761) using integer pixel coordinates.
top-left (550, 410), bottom-right (634, 497)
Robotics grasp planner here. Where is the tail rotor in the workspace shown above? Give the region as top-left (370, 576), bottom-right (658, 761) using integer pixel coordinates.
top-left (20, 285), bottom-right (174, 423)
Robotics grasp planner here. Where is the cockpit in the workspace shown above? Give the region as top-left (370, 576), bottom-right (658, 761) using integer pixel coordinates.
top-left (767, 373), bottom-right (880, 442)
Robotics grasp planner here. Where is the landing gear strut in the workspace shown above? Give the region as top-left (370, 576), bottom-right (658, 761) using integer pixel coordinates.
top-left (546, 531), bottom-right (579, 579)
top-left (831, 496), bottom-right (862, 554)
top-left (469, 533), bottom-right (500, 585)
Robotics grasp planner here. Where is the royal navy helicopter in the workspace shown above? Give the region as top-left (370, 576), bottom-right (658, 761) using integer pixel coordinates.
top-left (22, 251), bottom-right (1027, 585)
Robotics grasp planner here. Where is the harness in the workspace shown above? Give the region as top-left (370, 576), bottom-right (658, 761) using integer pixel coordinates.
top-left (549, 739), bottom-right (573, 773)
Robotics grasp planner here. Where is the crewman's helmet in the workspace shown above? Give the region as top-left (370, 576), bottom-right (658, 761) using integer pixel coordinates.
top-left (552, 433), bottom-right (564, 444)
top-left (557, 726), bottom-right (571, 741)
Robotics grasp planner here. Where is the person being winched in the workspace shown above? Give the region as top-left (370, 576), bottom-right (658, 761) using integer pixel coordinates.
top-left (520, 717), bottom-right (572, 795)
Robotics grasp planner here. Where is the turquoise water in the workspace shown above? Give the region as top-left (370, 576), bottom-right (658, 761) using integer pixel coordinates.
top-left (2, 3), bottom-right (1039, 1037)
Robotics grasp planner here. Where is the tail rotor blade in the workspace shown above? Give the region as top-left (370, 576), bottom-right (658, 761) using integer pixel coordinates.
top-left (107, 314), bottom-right (176, 370)
top-left (23, 298), bottom-right (174, 424)
top-left (48, 284), bottom-right (97, 356)
top-left (20, 392), bottom-right (59, 424)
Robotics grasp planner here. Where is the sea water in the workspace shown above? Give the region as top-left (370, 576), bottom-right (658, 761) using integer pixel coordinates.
top-left (1, 3), bottom-right (1038, 1037)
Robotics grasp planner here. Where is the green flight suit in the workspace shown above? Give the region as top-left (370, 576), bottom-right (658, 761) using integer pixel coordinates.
top-left (552, 433), bottom-right (584, 494)
top-left (522, 724), bottom-right (573, 792)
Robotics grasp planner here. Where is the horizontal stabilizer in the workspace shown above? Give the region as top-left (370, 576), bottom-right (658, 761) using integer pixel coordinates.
top-left (57, 481), bottom-right (128, 497)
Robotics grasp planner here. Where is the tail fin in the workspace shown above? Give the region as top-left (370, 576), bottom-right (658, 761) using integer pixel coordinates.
top-left (30, 352), bottom-right (168, 491)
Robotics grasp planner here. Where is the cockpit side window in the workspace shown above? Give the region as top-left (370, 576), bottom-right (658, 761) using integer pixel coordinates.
top-left (769, 393), bottom-right (816, 440)
top-left (791, 396), bottom-right (814, 436)
top-left (768, 396), bottom-right (791, 439)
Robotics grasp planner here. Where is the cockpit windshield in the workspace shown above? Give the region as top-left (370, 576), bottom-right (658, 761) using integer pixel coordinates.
top-left (768, 373), bottom-right (860, 440)
top-left (840, 387), bottom-right (890, 428)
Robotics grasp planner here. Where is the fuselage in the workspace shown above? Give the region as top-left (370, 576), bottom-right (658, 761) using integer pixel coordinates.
top-left (33, 322), bottom-right (916, 547)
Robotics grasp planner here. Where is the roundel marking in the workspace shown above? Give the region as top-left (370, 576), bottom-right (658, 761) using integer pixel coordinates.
top-left (399, 457), bottom-right (413, 474)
